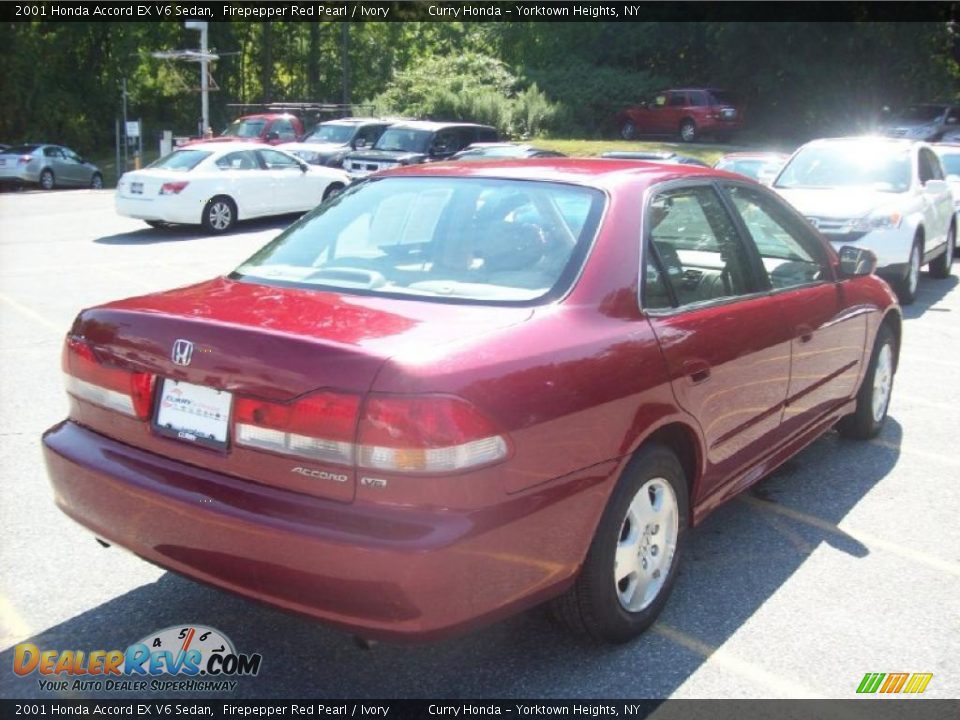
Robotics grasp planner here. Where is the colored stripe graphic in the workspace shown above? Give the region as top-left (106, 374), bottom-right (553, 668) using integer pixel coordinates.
top-left (857, 672), bottom-right (933, 694)
top-left (857, 673), bottom-right (885, 693)
top-left (903, 673), bottom-right (934, 694)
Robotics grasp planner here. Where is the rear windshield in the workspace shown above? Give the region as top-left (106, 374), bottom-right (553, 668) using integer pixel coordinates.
top-left (232, 176), bottom-right (605, 305)
top-left (774, 144), bottom-right (911, 192)
top-left (148, 150), bottom-right (212, 172)
top-left (373, 129), bottom-right (432, 153)
top-left (4, 145), bottom-right (40, 155)
top-left (304, 124), bottom-right (355, 144)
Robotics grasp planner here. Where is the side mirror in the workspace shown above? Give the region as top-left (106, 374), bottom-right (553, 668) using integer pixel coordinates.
top-left (298, 161), bottom-right (308, 173)
top-left (838, 246), bottom-right (877, 277)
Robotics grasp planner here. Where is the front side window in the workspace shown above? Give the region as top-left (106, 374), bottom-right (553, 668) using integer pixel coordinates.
top-left (725, 185), bottom-right (826, 290)
top-left (306, 124), bottom-right (355, 144)
top-left (643, 185), bottom-right (757, 309)
top-left (374, 129), bottom-right (432, 153)
top-left (271, 119), bottom-right (297, 141)
top-left (232, 177), bottom-right (604, 304)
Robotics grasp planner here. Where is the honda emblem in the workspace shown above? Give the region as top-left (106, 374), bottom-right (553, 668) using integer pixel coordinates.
top-left (171, 339), bottom-right (194, 366)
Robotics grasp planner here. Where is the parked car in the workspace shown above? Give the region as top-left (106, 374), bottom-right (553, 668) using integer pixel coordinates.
top-left (279, 118), bottom-right (393, 168)
top-left (600, 150), bottom-right (709, 167)
top-left (46, 158), bottom-right (901, 644)
top-left (773, 137), bottom-right (954, 304)
top-left (616, 88), bottom-right (744, 143)
top-left (343, 121), bottom-right (498, 177)
top-left (451, 143), bottom-right (565, 160)
top-left (713, 151), bottom-right (790, 184)
top-left (0, 144), bottom-right (102, 190)
top-left (880, 104), bottom-right (960, 142)
top-left (115, 142), bottom-right (350, 233)
top-left (184, 113), bottom-right (305, 147)
top-left (933, 142), bottom-right (960, 254)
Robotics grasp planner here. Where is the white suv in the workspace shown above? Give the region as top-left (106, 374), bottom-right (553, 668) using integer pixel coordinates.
top-left (773, 137), bottom-right (955, 304)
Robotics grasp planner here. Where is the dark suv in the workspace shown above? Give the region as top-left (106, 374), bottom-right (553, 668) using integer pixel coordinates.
top-left (616, 88), bottom-right (744, 143)
top-left (343, 121), bottom-right (498, 177)
top-left (278, 117), bottom-right (393, 168)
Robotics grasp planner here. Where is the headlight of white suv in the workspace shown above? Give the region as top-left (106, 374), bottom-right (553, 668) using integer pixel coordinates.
top-left (847, 210), bottom-right (903, 233)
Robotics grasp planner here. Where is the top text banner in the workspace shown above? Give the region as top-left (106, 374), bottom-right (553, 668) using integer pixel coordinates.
top-left (2, 1), bottom-right (951, 23)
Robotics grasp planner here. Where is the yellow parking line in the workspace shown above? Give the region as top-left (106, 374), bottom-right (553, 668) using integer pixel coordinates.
top-left (869, 438), bottom-right (960, 468)
top-left (741, 496), bottom-right (960, 577)
top-left (0, 291), bottom-right (62, 333)
top-left (0, 594), bottom-right (32, 644)
top-left (652, 623), bottom-right (826, 698)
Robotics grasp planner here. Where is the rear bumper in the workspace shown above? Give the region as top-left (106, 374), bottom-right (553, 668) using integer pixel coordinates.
top-left (42, 421), bottom-right (597, 641)
top-left (0, 166), bottom-right (39, 183)
top-left (115, 195), bottom-right (200, 225)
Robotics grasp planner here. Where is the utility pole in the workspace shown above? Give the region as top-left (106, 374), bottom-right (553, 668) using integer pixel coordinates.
top-left (122, 78), bottom-right (129, 171)
top-left (341, 23), bottom-right (350, 108)
top-left (185, 21), bottom-right (210, 135)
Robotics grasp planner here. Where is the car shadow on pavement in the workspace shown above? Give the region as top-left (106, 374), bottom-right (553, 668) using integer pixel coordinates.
top-left (0, 421), bottom-right (902, 700)
top-left (93, 216), bottom-right (300, 245)
top-left (903, 272), bottom-right (957, 319)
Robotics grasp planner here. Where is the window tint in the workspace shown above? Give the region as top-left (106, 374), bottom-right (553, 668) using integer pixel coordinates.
top-left (668, 93), bottom-right (687, 107)
top-left (43, 147), bottom-right (64, 158)
top-left (726, 185), bottom-right (826, 290)
top-left (216, 150), bottom-right (260, 171)
top-left (919, 148), bottom-right (943, 182)
top-left (258, 149), bottom-right (301, 169)
top-left (643, 185), bottom-right (757, 309)
top-left (688, 92), bottom-right (706, 107)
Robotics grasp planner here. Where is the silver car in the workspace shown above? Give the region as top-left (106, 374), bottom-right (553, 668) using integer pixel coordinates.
top-left (0, 144), bottom-right (103, 190)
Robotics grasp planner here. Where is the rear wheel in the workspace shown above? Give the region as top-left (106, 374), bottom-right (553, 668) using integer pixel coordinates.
top-left (201, 196), bottom-right (236, 234)
top-left (929, 224), bottom-right (954, 279)
top-left (550, 444), bottom-right (688, 643)
top-left (620, 121), bottom-right (638, 141)
top-left (39, 169), bottom-right (55, 190)
top-left (679, 119), bottom-right (698, 143)
top-left (895, 237), bottom-right (922, 305)
top-left (837, 323), bottom-right (896, 440)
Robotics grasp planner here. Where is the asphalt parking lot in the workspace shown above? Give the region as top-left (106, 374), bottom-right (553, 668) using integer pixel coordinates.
top-left (0, 189), bottom-right (958, 701)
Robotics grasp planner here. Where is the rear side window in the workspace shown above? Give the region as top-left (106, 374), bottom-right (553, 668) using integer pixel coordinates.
top-left (233, 177), bottom-right (605, 305)
top-left (643, 185), bottom-right (757, 309)
top-left (216, 151), bottom-right (260, 171)
top-left (44, 147), bottom-right (64, 158)
top-left (668, 93), bottom-right (687, 107)
top-left (149, 150), bottom-right (211, 172)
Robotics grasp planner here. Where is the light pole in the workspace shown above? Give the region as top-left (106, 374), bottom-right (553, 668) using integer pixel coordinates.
top-left (184, 21), bottom-right (210, 136)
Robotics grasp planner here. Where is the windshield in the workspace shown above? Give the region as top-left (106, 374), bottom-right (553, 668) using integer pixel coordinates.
top-left (716, 158), bottom-right (783, 181)
top-left (373, 128), bottom-right (432, 153)
top-left (222, 119), bottom-right (267, 138)
top-left (774, 144), bottom-right (911, 192)
top-left (148, 150), bottom-right (212, 172)
top-left (459, 146), bottom-right (524, 159)
top-left (304, 124), bottom-right (355, 144)
top-left (232, 177), bottom-right (604, 304)
top-left (893, 105), bottom-right (946, 123)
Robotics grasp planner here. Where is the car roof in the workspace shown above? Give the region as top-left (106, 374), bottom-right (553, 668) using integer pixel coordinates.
top-left (321, 117), bottom-right (391, 126)
top-left (179, 141), bottom-right (274, 153)
top-left (801, 136), bottom-right (923, 150)
top-left (235, 113), bottom-right (298, 121)
top-left (385, 121), bottom-right (495, 132)
top-left (374, 157), bottom-right (719, 191)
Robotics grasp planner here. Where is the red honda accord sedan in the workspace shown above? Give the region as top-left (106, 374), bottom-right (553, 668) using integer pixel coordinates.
top-left (43, 160), bottom-right (901, 643)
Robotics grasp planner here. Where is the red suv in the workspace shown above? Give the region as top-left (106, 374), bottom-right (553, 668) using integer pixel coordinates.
top-left (617, 88), bottom-right (744, 143)
top-left (185, 114), bottom-right (306, 147)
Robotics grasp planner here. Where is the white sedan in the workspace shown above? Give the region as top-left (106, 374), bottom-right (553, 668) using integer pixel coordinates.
top-left (773, 137), bottom-right (955, 304)
top-left (116, 142), bottom-right (351, 233)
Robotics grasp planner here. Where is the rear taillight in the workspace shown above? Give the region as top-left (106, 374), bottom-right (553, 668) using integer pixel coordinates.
top-left (234, 391), bottom-right (361, 465)
top-left (159, 181), bottom-right (189, 195)
top-left (62, 337), bottom-right (154, 419)
top-left (357, 395), bottom-right (509, 473)
top-left (18, 156), bottom-right (32, 165)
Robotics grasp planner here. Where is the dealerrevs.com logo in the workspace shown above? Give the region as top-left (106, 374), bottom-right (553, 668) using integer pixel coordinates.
top-left (12, 625), bottom-right (262, 693)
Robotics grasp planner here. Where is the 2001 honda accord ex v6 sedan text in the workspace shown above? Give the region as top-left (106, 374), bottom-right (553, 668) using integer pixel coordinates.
top-left (43, 160), bottom-right (901, 643)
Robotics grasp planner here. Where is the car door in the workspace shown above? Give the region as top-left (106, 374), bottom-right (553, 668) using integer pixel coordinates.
top-left (58, 147), bottom-right (90, 185)
top-left (641, 182), bottom-right (793, 499)
top-left (661, 91), bottom-right (688, 134)
top-left (214, 150), bottom-right (269, 217)
top-left (43, 146), bottom-right (71, 185)
top-left (720, 182), bottom-right (867, 437)
top-left (917, 147), bottom-right (952, 256)
top-left (257, 148), bottom-right (314, 213)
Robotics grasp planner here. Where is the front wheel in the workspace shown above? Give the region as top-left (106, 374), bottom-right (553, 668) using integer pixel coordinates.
top-left (201, 196), bottom-right (236, 234)
top-left (323, 182), bottom-right (345, 201)
top-left (929, 224), bottom-right (954, 279)
top-left (837, 323), bottom-right (896, 440)
top-left (895, 237), bottom-right (922, 305)
top-left (549, 444), bottom-right (688, 643)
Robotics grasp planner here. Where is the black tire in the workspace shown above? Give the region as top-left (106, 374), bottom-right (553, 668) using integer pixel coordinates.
top-left (201, 196), bottom-right (237, 234)
top-left (323, 182), bottom-right (345, 201)
top-left (39, 169), bottom-right (55, 190)
top-left (90, 173), bottom-right (104, 190)
top-left (550, 444), bottom-right (689, 643)
top-left (679, 119), bottom-right (698, 143)
top-left (895, 236), bottom-right (922, 305)
top-left (929, 224), bottom-right (954, 279)
top-left (620, 121), bottom-right (637, 141)
top-left (837, 323), bottom-right (896, 440)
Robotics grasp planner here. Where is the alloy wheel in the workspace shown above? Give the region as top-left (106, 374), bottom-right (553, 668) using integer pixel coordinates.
top-left (871, 343), bottom-right (894, 424)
